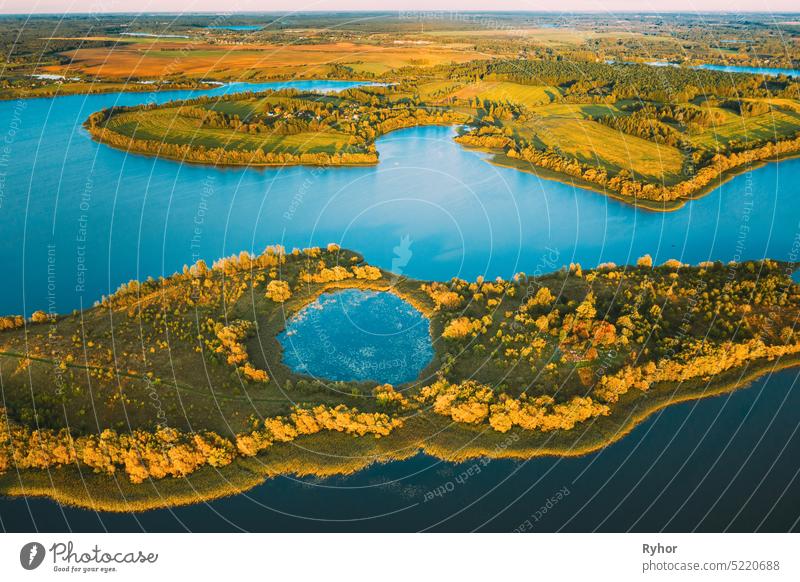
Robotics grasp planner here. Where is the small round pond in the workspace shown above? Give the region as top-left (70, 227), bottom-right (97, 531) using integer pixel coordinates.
top-left (278, 289), bottom-right (434, 384)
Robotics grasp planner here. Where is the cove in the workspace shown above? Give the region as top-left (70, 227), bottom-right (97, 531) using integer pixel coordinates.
top-left (2, 82), bottom-right (800, 318)
top-left (278, 289), bottom-right (433, 384)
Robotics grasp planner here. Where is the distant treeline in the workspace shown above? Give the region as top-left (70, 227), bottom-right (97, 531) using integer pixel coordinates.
top-left (443, 59), bottom-right (800, 102)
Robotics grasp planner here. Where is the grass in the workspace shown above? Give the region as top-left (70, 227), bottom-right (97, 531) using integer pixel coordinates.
top-left (452, 81), bottom-right (561, 107)
top-left (105, 107), bottom-right (352, 155)
top-left (689, 108), bottom-right (800, 150)
top-left (514, 113), bottom-right (686, 183)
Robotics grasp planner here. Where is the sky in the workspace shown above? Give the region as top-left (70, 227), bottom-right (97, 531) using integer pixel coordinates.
top-left (0, 0), bottom-right (798, 15)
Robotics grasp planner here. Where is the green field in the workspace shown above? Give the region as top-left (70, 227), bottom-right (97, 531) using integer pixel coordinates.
top-left (689, 107), bottom-right (800, 149)
top-left (105, 106), bottom-right (353, 155)
top-left (452, 80), bottom-right (562, 107)
top-left (517, 109), bottom-right (686, 183)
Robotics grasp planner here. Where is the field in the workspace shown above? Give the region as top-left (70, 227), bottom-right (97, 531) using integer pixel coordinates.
top-left (688, 107), bottom-right (800, 149)
top-left (84, 85), bottom-right (470, 166)
top-left (43, 38), bottom-right (489, 81)
top-left (105, 107), bottom-right (353, 155)
top-left (520, 104), bottom-right (686, 183)
top-left (452, 80), bottom-right (561, 107)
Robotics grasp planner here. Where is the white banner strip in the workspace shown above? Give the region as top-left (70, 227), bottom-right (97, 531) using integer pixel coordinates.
top-left (1, 533), bottom-right (798, 581)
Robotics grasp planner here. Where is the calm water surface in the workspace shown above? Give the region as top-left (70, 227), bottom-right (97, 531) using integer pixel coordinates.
top-left (646, 62), bottom-right (798, 77)
top-left (696, 63), bottom-right (799, 77)
top-left (278, 289), bottom-right (433, 384)
top-left (0, 81), bottom-right (798, 531)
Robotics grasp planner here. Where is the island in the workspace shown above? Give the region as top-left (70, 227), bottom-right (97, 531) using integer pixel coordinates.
top-left (1, 245), bottom-right (799, 511)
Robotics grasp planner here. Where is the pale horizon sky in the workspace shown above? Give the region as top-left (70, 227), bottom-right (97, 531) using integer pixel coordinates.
top-left (1, 0), bottom-right (799, 16)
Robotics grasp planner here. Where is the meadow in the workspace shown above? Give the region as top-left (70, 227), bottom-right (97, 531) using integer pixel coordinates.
top-left (105, 107), bottom-right (353, 155)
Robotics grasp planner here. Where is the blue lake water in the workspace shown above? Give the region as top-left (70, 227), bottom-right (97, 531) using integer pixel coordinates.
top-left (643, 61), bottom-right (797, 77)
top-left (278, 290), bottom-right (433, 384)
top-left (2, 81), bottom-right (800, 319)
top-left (696, 63), bottom-right (799, 77)
top-left (0, 80), bottom-right (799, 531)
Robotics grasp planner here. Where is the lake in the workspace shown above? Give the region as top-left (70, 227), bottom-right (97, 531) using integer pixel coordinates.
top-left (278, 289), bottom-right (433, 384)
top-left (696, 64), bottom-right (799, 77)
top-left (643, 61), bottom-right (797, 77)
top-left (0, 80), bottom-right (799, 531)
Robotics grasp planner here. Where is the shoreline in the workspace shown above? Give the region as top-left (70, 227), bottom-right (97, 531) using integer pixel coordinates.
top-left (2, 352), bottom-right (797, 513)
top-left (84, 120), bottom-right (464, 170)
top-left (461, 142), bottom-right (800, 213)
top-left (87, 133), bottom-right (381, 169)
top-left (87, 122), bottom-right (800, 207)
top-left (0, 81), bottom-right (223, 102)
top-left (0, 75), bottom-right (377, 102)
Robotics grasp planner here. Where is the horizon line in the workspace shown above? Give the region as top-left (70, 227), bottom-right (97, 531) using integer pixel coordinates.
top-left (2, 9), bottom-right (800, 15)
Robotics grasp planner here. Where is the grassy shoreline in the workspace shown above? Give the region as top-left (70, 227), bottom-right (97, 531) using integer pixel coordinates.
top-left (87, 117), bottom-right (800, 208)
top-left (476, 146), bottom-right (800, 213)
top-left (2, 353), bottom-right (797, 513)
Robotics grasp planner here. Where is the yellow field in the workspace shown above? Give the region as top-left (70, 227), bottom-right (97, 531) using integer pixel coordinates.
top-left (689, 108), bottom-right (800, 149)
top-left (452, 80), bottom-right (561, 107)
top-left (511, 110), bottom-right (685, 183)
top-left (45, 39), bottom-right (488, 80)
